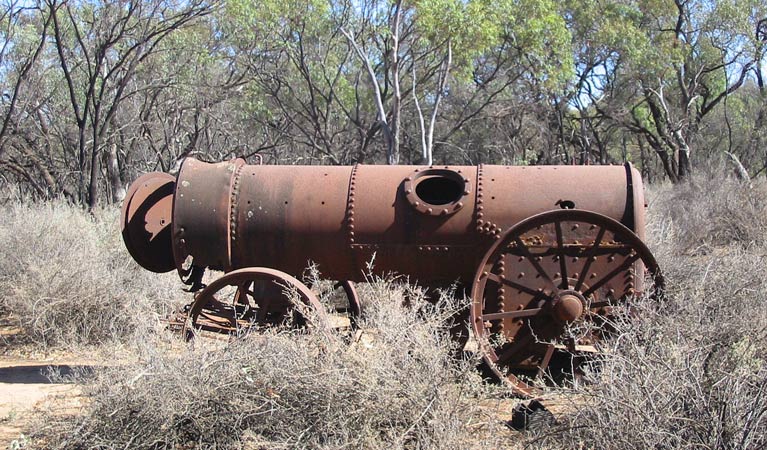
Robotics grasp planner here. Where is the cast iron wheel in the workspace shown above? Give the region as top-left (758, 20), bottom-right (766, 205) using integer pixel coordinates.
top-left (184, 267), bottom-right (328, 338)
top-left (471, 209), bottom-right (663, 397)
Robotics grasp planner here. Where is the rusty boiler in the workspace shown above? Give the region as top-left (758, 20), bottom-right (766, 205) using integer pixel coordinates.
top-left (122, 157), bottom-right (662, 396)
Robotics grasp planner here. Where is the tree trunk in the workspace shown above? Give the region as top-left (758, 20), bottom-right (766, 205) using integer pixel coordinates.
top-left (637, 135), bottom-right (651, 183)
top-left (390, 0), bottom-right (402, 165)
top-left (751, 100), bottom-right (766, 172)
top-left (87, 143), bottom-right (100, 209)
top-left (724, 151), bottom-right (750, 183)
top-left (654, 144), bottom-right (680, 183)
top-left (677, 147), bottom-right (691, 179)
top-left (107, 140), bottom-right (126, 203)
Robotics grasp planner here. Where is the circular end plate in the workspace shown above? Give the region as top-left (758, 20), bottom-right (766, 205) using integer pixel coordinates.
top-left (121, 172), bottom-right (176, 273)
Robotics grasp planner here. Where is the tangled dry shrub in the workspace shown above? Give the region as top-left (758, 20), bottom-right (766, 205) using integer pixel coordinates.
top-left (0, 200), bottom-right (184, 350)
top-left (534, 176), bottom-right (767, 449)
top-left (36, 279), bottom-right (494, 449)
top-left (539, 254), bottom-right (767, 448)
top-left (647, 174), bottom-right (767, 254)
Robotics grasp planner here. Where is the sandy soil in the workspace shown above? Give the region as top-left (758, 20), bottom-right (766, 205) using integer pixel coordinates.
top-left (0, 316), bottom-right (573, 448)
top-left (0, 355), bottom-right (87, 446)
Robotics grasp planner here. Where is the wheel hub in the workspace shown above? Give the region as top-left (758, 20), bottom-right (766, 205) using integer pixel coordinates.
top-left (551, 292), bottom-right (585, 324)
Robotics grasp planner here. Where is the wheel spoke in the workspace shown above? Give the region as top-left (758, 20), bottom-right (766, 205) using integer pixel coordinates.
top-left (483, 308), bottom-right (542, 321)
top-left (233, 281), bottom-right (251, 305)
top-left (536, 344), bottom-right (556, 380)
top-left (186, 267), bottom-right (327, 337)
top-left (470, 210), bottom-right (663, 398)
top-left (582, 252), bottom-right (641, 298)
top-left (555, 221), bottom-right (568, 289)
top-left (574, 226), bottom-right (607, 291)
top-left (486, 273), bottom-right (541, 297)
top-left (511, 236), bottom-right (557, 292)
top-left (495, 332), bottom-right (535, 365)
top-left (206, 295), bottom-right (232, 312)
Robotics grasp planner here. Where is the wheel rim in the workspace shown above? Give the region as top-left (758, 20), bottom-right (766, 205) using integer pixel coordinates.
top-left (335, 280), bottom-right (362, 330)
top-left (470, 209), bottom-right (663, 397)
top-left (184, 267), bottom-right (327, 338)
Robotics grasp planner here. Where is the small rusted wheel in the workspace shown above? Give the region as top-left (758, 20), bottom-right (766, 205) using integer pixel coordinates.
top-left (335, 280), bottom-right (362, 330)
top-left (184, 267), bottom-right (328, 338)
top-left (471, 210), bottom-right (663, 397)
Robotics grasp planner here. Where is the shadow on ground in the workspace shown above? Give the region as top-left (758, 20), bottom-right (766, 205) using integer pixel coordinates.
top-left (0, 365), bottom-right (94, 384)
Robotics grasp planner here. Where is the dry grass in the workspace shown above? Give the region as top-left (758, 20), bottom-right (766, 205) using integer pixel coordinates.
top-left (32, 280), bottom-right (499, 449)
top-left (3, 173), bottom-right (767, 449)
top-left (648, 175), bottom-right (767, 254)
top-left (533, 175), bottom-right (767, 449)
top-left (0, 200), bottom-right (184, 351)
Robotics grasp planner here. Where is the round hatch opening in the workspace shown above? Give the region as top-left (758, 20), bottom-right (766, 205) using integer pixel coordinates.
top-left (416, 175), bottom-right (464, 205)
top-left (404, 168), bottom-right (469, 216)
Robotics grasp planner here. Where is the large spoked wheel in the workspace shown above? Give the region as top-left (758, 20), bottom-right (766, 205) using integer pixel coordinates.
top-left (184, 267), bottom-right (328, 339)
top-left (471, 210), bottom-right (663, 397)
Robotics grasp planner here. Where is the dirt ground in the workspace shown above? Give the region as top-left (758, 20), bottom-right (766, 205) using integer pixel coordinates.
top-left (0, 354), bottom-right (86, 447)
top-left (0, 315), bottom-right (572, 449)
top-left (0, 319), bottom-right (87, 447)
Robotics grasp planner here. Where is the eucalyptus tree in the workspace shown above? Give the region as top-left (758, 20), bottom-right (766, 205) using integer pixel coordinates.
top-left (46, 0), bottom-right (215, 207)
top-left (747, 15), bottom-right (767, 174)
top-left (220, 0), bottom-right (363, 164)
top-left (337, 0), bottom-right (573, 165)
top-left (0, 1), bottom-right (61, 198)
top-left (572, 0), bottom-right (765, 182)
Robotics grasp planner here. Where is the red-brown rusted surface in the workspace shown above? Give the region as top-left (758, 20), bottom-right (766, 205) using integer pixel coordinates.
top-left (183, 267), bottom-right (327, 337)
top-left (336, 280), bottom-right (361, 329)
top-left (121, 172), bottom-right (175, 273)
top-left (124, 158), bottom-right (645, 282)
top-left (470, 209), bottom-right (663, 396)
top-left (121, 157), bottom-right (661, 396)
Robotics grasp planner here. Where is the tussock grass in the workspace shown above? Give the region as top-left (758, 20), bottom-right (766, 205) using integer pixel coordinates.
top-left (0, 200), bottom-right (184, 350)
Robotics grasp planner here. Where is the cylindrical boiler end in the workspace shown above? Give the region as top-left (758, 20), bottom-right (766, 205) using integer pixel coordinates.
top-left (120, 172), bottom-right (176, 273)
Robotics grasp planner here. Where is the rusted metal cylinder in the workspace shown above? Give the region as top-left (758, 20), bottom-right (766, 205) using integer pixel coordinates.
top-left (124, 158), bottom-right (646, 284)
top-left (121, 158), bottom-right (655, 397)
